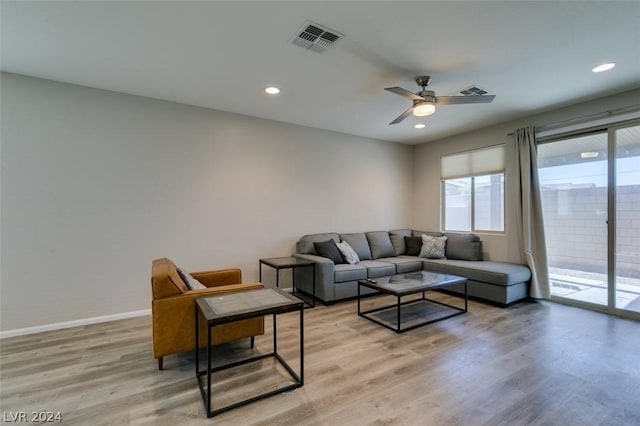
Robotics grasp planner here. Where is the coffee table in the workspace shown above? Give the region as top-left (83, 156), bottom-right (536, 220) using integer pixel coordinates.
top-left (357, 271), bottom-right (467, 333)
top-left (195, 288), bottom-right (303, 417)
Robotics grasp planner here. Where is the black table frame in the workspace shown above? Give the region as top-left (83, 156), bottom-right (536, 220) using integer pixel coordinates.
top-left (195, 289), bottom-right (304, 418)
top-left (259, 257), bottom-right (316, 308)
top-left (357, 275), bottom-right (467, 333)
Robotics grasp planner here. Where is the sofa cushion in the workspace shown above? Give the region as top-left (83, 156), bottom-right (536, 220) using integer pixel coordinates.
top-left (390, 235), bottom-right (405, 255)
top-left (444, 232), bottom-right (483, 261)
top-left (334, 263), bottom-right (367, 283)
top-left (390, 229), bottom-right (413, 237)
top-left (366, 231), bottom-right (396, 259)
top-left (314, 240), bottom-right (344, 264)
top-left (419, 235), bottom-right (447, 259)
top-left (340, 233), bottom-right (372, 261)
top-left (421, 259), bottom-right (531, 286)
top-left (358, 260), bottom-right (396, 278)
top-left (389, 229), bottom-right (412, 255)
top-left (404, 236), bottom-right (422, 256)
top-left (336, 241), bottom-right (360, 264)
top-left (412, 230), bottom-right (444, 238)
top-left (377, 256), bottom-right (423, 273)
top-left (297, 233), bottom-right (341, 255)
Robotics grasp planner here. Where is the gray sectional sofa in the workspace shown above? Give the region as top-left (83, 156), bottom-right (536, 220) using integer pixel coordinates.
top-left (293, 229), bottom-right (531, 306)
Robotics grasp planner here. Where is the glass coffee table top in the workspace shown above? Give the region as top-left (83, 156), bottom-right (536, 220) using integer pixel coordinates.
top-left (360, 271), bottom-right (466, 295)
top-left (357, 271), bottom-right (468, 333)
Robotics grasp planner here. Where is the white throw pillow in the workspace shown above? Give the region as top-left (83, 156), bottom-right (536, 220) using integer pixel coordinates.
top-left (419, 235), bottom-right (448, 259)
top-left (178, 268), bottom-right (207, 290)
top-left (336, 241), bottom-right (360, 264)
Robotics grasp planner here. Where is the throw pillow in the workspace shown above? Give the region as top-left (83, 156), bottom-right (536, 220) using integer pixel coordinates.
top-left (314, 240), bottom-right (344, 264)
top-left (336, 241), bottom-right (360, 264)
top-left (404, 236), bottom-right (423, 256)
top-left (419, 235), bottom-right (448, 259)
top-left (178, 268), bottom-right (207, 290)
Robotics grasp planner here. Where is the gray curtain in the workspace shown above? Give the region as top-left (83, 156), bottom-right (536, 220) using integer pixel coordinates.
top-left (513, 127), bottom-right (550, 299)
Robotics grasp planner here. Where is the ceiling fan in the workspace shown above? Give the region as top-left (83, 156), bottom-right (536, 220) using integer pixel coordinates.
top-left (384, 76), bottom-right (495, 125)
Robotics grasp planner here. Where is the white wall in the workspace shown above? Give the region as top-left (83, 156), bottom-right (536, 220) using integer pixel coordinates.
top-left (412, 88), bottom-right (640, 263)
top-left (0, 73), bottom-right (414, 332)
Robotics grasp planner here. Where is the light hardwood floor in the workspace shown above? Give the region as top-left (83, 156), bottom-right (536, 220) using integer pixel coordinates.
top-left (1, 293), bottom-right (639, 425)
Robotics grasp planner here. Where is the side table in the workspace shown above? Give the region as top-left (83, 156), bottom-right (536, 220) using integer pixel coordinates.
top-left (195, 288), bottom-right (304, 418)
top-left (259, 256), bottom-right (316, 308)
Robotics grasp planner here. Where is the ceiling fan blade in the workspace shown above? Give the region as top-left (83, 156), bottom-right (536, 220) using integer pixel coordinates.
top-left (435, 95), bottom-right (495, 105)
top-left (385, 86), bottom-right (425, 101)
top-left (389, 106), bottom-right (414, 125)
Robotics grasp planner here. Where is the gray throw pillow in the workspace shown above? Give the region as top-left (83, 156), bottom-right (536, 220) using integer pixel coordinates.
top-left (177, 268), bottom-right (206, 290)
top-left (314, 240), bottom-right (344, 264)
top-left (404, 236), bottom-right (422, 256)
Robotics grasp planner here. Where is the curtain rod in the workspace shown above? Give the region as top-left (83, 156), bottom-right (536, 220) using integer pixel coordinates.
top-left (506, 103), bottom-right (640, 136)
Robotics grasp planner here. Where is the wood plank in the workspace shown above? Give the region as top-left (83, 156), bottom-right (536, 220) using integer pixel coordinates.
top-left (1, 298), bottom-right (639, 424)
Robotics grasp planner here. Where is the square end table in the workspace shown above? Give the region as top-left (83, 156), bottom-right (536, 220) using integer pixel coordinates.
top-left (195, 288), bottom-right (304, 417)
top-left (259, 256), bottom-right (316, 308)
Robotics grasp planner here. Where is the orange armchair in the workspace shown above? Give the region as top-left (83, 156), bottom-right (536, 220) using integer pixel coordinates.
top-left (151, 258), bottom-right (264, 370)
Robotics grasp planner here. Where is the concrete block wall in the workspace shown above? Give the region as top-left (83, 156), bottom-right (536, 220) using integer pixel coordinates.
top-left (541, 185), bottom-right (640, 278)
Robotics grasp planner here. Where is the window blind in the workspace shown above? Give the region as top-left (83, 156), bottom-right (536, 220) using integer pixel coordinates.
top-left (441, 145), bottom-right (505, 179)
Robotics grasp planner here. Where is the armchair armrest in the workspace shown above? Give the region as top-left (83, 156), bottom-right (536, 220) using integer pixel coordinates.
top-left (186, 282), bottom-right (263, 295)
top-left (192, 268), bottom-right (242, 287)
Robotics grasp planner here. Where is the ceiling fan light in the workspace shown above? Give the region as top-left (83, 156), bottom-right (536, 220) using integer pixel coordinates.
top-left (413, 102), bottom-right (435, 116)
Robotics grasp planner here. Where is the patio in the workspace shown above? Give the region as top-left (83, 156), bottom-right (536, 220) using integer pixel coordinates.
top-left (550, 267), bottom-right (640, 313)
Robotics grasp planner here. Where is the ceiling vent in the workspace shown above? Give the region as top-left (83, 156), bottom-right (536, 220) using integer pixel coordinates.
top-left (457, 85), bottom-right (489, 96)
top-left (291, 21), bottom-right (343, 53)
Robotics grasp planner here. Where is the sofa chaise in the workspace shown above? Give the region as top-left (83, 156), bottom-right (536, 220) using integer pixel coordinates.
top-left (293, 229), bottom-right (531, 306)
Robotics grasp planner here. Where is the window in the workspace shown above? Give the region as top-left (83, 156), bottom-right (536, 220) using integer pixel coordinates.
top-left (441, 146), bottom-right (505, 232)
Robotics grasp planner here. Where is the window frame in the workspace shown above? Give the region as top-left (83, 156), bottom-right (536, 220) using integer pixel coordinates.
top-left (441, 172), bottom-right (505, 233)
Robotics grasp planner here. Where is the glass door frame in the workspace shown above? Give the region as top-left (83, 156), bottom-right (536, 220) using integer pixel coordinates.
top-left (541, 119), bottom-right (640, 321)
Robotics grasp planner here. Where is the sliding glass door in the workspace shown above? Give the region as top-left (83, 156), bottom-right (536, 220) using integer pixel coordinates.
top-left (615, 124), bottom-right (640, 313)
top-left (538, 132), bottom-right (609, 306)
top-left (538, 122), bottom-right (640, 317)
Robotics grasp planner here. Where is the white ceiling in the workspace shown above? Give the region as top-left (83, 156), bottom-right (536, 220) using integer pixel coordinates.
top-left (2, 1), bottom-right (640, 144)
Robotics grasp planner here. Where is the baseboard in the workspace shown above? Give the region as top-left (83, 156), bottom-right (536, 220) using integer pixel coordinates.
top-left (0, 309), bottom-right (151, 339)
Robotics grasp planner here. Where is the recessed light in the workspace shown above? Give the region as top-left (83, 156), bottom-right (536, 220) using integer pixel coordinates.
top-left (592, 63), bottom-right (615, 73)
top-left (581, 151), bottom-right (599, 159)
top-left (265, 86), bottom-right (280, 95)
top-left (414, 124), bottom-right (426, 129)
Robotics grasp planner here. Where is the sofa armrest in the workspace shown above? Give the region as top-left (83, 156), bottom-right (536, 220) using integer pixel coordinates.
top-left (192, 268), bottom-right (242, 287)
top-left (293, 253), bottom-right (335, 300)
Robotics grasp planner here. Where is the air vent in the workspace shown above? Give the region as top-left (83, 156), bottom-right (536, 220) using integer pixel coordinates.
top-left (291, 21), bottom-right (343, 53)
top-left (457, 85), bottom-right (489, 96)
